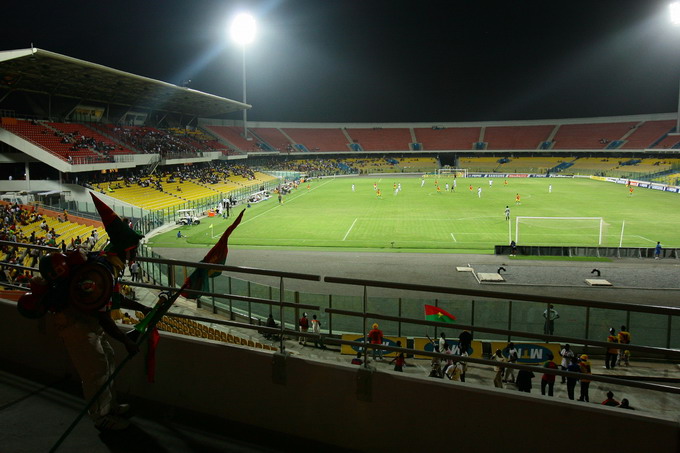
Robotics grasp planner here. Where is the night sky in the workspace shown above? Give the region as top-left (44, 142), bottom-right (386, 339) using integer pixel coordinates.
top-left (4, 0), bottom-right (680, 123)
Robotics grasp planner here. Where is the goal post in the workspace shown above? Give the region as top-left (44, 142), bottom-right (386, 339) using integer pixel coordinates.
top-left (437, 168), bottom-right (467, 177)
top-left (515, 216), bottom-right (607, 246)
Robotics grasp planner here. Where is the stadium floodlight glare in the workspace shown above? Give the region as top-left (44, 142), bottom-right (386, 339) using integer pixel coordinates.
top-left (671, 2), bottom-right (680, 26)
top-left (230, 13), bottom-right (257, 45)
top-left (670, 3), bottom-right (680, 133)
top-left (230, 13), bottom-right (256, 139)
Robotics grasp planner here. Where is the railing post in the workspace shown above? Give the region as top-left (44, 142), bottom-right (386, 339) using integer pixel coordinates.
top-left (667, 315), bottom-right (672, 349)
top-left (507, 300), bottom-right (512, 342)
top-left (247, 281), bottom-right (252, 324)
top-left (279, 276), bottom-right (285, 353)
top-left (471, 300), bottom-right (475, 328)
top-left (228, 277), bottom-right (233, 321)
top-left (328, 294), bottom-right (333, 336)
top-left (584, 306), bottom-right (591, 354)
top-left (433, 299), bottom-right (438, 339)
top-left (168, 264), bottom-right (175, 288)
top-left (211, 277), bottom-right (216, 314)
top-left (362, 285), bottom-right (368, 367)
top-left (398, 297), bottom-right (402, 337)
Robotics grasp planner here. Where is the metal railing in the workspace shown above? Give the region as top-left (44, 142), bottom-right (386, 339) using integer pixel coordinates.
top-left (3, 242), bottom-right (680, 398)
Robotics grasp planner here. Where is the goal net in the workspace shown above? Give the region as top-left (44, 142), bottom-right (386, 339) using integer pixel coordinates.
top-left (515, 217), bottom-right (608, 246)
top-left (437, 168), bottom-right (467, 177)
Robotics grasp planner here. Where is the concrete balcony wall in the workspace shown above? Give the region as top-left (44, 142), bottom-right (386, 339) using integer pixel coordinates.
top-left (0, 300), bottom-right (677, 453)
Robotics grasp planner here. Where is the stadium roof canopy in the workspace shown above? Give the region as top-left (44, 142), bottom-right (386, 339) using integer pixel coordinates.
top-left (0, 48), bottom-right (248, 117)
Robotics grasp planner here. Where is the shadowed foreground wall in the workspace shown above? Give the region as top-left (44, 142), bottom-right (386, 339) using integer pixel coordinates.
top-left (0, 300), bottom-right (677, 452)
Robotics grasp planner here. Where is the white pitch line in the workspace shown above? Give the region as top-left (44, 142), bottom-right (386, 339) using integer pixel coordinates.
top-left (239, 179), bottom-right (335, 226)
top-left (632, 235), bottom-right (658, 244)
top-left (343, 218), bottom-right (358, 241)
top-left (450, 232), bottom-right (457, 242)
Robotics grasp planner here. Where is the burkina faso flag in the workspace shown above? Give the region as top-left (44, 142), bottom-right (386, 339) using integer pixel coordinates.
top-left (424, 304), bottom-right (456, 323)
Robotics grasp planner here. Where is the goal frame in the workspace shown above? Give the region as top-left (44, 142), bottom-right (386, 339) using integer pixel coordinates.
top-left (515, 216), bottom-right (605, 246)
top-left (437, 168), bottom-right (467, 177)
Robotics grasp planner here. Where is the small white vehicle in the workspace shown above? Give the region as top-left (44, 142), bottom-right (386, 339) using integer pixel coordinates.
top-left (176, 209), bottom-right (200, 225)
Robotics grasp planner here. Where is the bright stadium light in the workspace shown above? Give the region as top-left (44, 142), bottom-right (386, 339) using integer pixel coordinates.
top-left (671, 2), bottom-right (680, 25)
top-left (230, 13), bottom-right (257, 139)
top-left (230, 13), bottom-right (257, 45)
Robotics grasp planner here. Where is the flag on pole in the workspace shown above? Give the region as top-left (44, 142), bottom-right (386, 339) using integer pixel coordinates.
top-left (181, 209), bottom-right (245, 299)
top-left (145, 327), bottom-right (160, 383)
top-left (209, 223), bottom-right (214, 229)
top-left (424, 304), bottom-right (456, 323)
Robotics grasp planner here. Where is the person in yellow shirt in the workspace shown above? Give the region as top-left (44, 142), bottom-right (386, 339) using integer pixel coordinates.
top-left (606, 327), bottom-right (619, 369)
top-left (618, 325), bottom-right (631, 366)
top-left (577, 354), bottom-right (592, 402)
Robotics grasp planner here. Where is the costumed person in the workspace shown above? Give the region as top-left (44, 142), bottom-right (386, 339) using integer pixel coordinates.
top-left (19, 193), bottom-right (152, 431)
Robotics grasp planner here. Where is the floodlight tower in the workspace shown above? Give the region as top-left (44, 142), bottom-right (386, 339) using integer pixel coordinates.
top-left (230, 13), bottom-right (256, 140)
top-left (671, 2), bottom-right (680, 132)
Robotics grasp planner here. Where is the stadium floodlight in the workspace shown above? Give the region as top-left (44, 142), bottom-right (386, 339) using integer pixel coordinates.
top-left (230, 13), bottom-right (257, 45)
top-left (671, 3), bottom-right (680, 133)
top-left (671, 2), bottom-right (680, 26)
top-left (230, 13), bottom-right (256, 139)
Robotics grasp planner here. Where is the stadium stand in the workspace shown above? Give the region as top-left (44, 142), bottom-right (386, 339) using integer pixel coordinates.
top-left (281, 127), bottom-right (350, 152)
top-left (621, 120), bottom-right (676, 149)
top-left (48, 122), bottom-right (135, 156)
top-left (652, 134), bottom-right (680, 150)
top-left (0, 118), bottom-right (107, 162)
top-left (458, 156), bottom-right (502, 171)
top-left (414, 127), bottom-right (481, 150)
top-left (250, 127), bottom-right (294, 152)
top-left (203, 125), bottom-right (257, 153)
top-left (496, 156), bottom-right (569, 173)
top-left (395, 157), bottom-right (439, 172)
top-left (344, 128), bottom-right (411, 151)
top-left (552, 122), bottom-right (638, 149)
top-left (92, 180), bottom-right (186, 211)
top-left (484, 125), bottom-right (554, 150)
top-left (132, 311), bottom-right (277, 352)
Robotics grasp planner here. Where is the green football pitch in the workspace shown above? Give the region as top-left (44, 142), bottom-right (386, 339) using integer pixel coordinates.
top-left (147, 176), bottom-right (680, 253)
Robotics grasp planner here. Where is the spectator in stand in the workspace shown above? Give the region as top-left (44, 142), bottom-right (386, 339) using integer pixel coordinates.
top-left (310, 314), bottom-right (324, 349)
top-left (578, 354), bottom-right (592, 402)
top-left (516, 367), bottom-right (535, 393)
top-left (541, 355), bottom-right (558, 396)
top-left (390, 340), bottom-right (407, 372)
top-left (298, 312), bottom-right (309, 346)
top-left (618, 326), bottom-right (631, 366)
top-left (618, 399), bottom-right (635, 410)
top-left (367, 323), bottom-right (384, 361)
top-left (560, 344), bottom-right (575, 384)
top-left (492, 349), bottom-right (505, 388)
top-left (503, 342), bottom-right (518, 384)
top-left (601, 391), bottom-right (620, 407)
top-left (606, 328), bottom-right (619, 369)
top-left (566, 357), bottom-right (581, 400)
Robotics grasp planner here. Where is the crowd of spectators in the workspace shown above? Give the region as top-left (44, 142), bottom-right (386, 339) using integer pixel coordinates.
top-left (105, 125), bottom-right (232, 157)
top-left (55, 129), bottom-right (119, 159)
top-left (256, 157), bottom-right (358, 175)
top-left (0, 204), bottom-right (108, 290)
